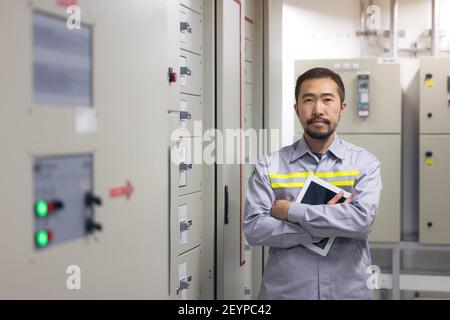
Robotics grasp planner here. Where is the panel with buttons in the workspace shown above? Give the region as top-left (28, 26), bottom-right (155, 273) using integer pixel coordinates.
top-left (33, 154), bottom-right (98, 250)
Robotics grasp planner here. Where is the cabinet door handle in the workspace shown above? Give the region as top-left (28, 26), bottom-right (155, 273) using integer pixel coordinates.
top-left (224, 185), bottom-right (229, 225)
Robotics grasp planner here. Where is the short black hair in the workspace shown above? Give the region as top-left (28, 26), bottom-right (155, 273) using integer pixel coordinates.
top-left (295, 67), bottom-right (345, 104)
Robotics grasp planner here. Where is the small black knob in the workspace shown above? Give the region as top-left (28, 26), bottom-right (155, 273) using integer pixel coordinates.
top-left (425, 151), bottom-right (433, 158)
top-left (427, 113), bottom-right (433, 118)
top-left (86, 218), bottom-right (103, 233)
top-left (85, 192), bottom-right (102, 207)
top-left (427, 222), bottom-right (433, 227)
top-left (425, 73), bottom-right (433, 80)
top-left (53, 200), bottom-right (64, 210)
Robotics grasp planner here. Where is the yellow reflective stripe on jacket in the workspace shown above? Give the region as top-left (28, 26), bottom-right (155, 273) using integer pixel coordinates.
top-left (269, 170), bottom-right (360, 180)
top-left (331, 180), bottom-right (356, 187)
top-left (270, 180), bottom-right (355, 189)
top-left (268, 171), bottom-right (360, 188)
top-left (271, 182), bottom-right (305, 188)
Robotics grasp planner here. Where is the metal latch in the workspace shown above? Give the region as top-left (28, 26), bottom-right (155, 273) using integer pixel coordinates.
top-left (179, 279), bottom-right (189, 290)
top-left (180, 111), bottom-right (191, 120)
top-left (180, 22), bottom-right (192, 33)
top-left (180, 220), bottom-right (193, 231)
top-left (180, 67), bottom-right (191, 76)
top-left (179, 162), bottom-right (192, 171)
top-left (447, 75), bottom-right (450, 106)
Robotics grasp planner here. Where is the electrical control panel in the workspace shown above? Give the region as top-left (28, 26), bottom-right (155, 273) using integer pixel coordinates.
top-left (419, 57), bottom-right (450, 244)
top-left (0, 0), bottom-right (176, 299)
top-left (33, 155), bottom-right (102, 250)
top-left (33, 154), bottom-right (95, 250)
top-left (356, 72), bottom-right (370, 118)
top-left (295, 59), bottom-right (401, 135)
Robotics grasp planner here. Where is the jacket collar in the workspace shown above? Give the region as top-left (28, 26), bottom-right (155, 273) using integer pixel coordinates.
top-left (290, 134), bottom-right (345, 163)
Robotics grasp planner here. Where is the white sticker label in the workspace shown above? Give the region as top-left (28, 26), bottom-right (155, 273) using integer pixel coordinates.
top-left (377, 57), bottom-right (398, 64)
top-left (179, 100), bottom-right (188, 111)
top-left (179, 171), bottom-right (187, 187)
top-left (358, 110), bottom-right (369, 117)
top-left (75, 108), bottom-right (97, 134)
top-left (179, 146), bottom-right (187, 163)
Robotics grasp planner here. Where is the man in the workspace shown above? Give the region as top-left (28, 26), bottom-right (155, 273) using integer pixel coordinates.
top-left (244, 67), bottom-right (382, 299)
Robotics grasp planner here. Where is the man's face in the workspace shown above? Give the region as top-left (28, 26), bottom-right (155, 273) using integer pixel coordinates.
top-left (295, 78), bottom-right (346, 140)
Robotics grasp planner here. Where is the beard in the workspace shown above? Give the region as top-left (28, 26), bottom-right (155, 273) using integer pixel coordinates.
top-left (303, 116), bottom-right (338, 140)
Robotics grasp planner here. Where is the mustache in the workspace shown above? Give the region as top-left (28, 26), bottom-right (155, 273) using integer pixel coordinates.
top-left (307, 117), bottom-right (331, 125)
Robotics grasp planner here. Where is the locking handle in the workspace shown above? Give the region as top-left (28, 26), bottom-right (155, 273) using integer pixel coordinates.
top-left (180, 220), bottom-right (193, 231)
top-left (179, 162), bottom-right (193, 171)
top-left (180, 22), bottom-right (192, 33)
top-left (180, 67), bottom-right (192, 76)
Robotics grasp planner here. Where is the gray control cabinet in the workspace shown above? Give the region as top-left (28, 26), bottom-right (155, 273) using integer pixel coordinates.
top-left (419, 135), bottom-right (450, 244)
top-left (0, 0), bottom-right (176, 299)
top-left (419, 57), bottom-right (450, 244)
top-left (172, 0), bottom-right (206, 300)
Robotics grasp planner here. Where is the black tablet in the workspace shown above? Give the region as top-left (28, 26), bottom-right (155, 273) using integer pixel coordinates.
top-left (295, 175), bottom-right (351, 256)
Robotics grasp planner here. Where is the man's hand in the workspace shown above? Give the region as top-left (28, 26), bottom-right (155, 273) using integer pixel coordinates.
top-left (270, 200), bottom-right (291, 220)
top-left (327, 191), bottom-right (353, 205)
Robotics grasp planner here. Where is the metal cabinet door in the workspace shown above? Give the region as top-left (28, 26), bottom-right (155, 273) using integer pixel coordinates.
top-left (420, 135), bottom-right (450, 244)
top-left (178, 246), bottom-right (201, 300)
top-left (177, 192), bottom-right (203, 255)
top-left (419, 57), bottom-right (450, 134)
top-left (180, 6), bottom-right (203, 55)
top-left (340, 134), bottom-right (401, 242)
top-left (180, 51), bottom-right (203, 96)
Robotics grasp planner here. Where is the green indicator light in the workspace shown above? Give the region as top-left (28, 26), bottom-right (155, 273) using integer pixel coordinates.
top-left (36, 230), bottom-right (49, 248)
top-left (35, 200), bottom-right (48, 218)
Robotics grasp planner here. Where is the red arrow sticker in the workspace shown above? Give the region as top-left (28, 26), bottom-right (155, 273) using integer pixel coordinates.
top-left (109, 181), bottom-right (134, 200)
top-left (58, 0), bottom-right (78, 7)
